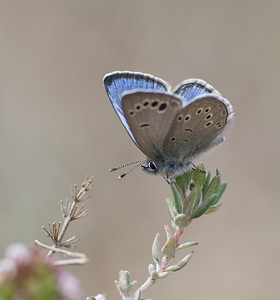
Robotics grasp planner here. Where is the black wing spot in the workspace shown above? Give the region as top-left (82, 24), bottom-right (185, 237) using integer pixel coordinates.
top-left (205, 113), bottom-right (213, 120)
top-left (184, 114), bottom-right (191, 122)
top-left (177, 114), bottom-right (183, 122)
top-left (140, 123), bottom-right (150, 128)
top-left (204, 107), bottom-right (211, 113)
top-left (185, 128), bottom-right (193, 132)
top-left (196, 108), bottom-right (203, 115)
top-left (151, 100), bottom-right (159, 108)
top-left (205, 121), bottom-right (213, 127)
top-left (216, 121), bottom-right (223, 128)
top-left (158, 102), bottom-right (167, 112)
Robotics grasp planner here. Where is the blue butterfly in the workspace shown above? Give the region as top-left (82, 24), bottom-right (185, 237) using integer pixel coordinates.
top-left (104, 71), bottom-right (233, 181)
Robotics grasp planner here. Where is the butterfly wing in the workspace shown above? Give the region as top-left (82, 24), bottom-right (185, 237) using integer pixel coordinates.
top-left (163, 94), bottom-right (232, 162)
top-left (121, 91), bottom-right (182, 161)
top-left (104, 71), bottom-right (171, 145)
top-left (173, 78), bottom-right (221, 105)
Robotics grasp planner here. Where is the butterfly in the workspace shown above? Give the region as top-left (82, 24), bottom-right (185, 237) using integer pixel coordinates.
top-left (104, 71), bottom-right (233, 181)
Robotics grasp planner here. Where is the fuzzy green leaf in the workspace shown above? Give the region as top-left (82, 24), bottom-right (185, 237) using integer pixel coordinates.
top-left (157, 272), bottom-right (169, 279)
top-left (175, 171), bottom-right (192, 193)
top-left (212, 182), bottom-right (227, 206)
top-left (166, 198), bottom-right (177, 220)
top-left (152, 233), bottom-right (161, 264)
top-left (183, 186), bottom-right (201, 216)
top-left (174, 214), bottom-right (189, 228)
top-left (148, 264), bottom-right (157, 278)
top-left (202, 171), bottom-right (211, 195)
top-left (170, 182), bottom-right (183, 213)
top-left (191, 193), bottom-right (218, 219)
top-left (204, 202), bottom-right (223, 214)
top-left (161, 236), bottom-right (176, 257)
top-left (203, 175), bottom-right (221, 200)
top-left (177, 241), bottom-right (198, 250)
top-left (166, 251), bottom-right (194, 272)
top-left (117, 270), bottom-right (137, 294)
top-left (216, 167), bottom-right (220, 176)
top-left (164, 225), bottom-right (173, 240)
top-left (192, 164), bottom-right (206, 186)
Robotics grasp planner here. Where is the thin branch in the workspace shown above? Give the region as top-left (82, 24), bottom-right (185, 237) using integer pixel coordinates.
top-left (34, 240), bottom-right (88, 266)
top-left (35, 175), bottom-right (93, 260)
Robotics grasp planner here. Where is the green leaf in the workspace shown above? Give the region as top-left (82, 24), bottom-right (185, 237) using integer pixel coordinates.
top-left (216, 167), bottom-right (220, 176)
top-left (191, 193), bottom-right (218, 219)
top-left (117, 270), bottom-right (137, 294)
top-left (212, 182), bottom-right (227, 206)
top-left (177, 241), bottom-right (198, 250)
top-left (152, 233), bottom-right (161, 264)
top-left (202, 171), bottom-right (211, 195)
top-left (203, 175), bottom-right (221, 201)
top-left (174, 214), bottom-right (189, 228)
top-left (161, 236), bottom-right (176, 257)
top-left (183, 186), bottom-right (201, 216)
top-left (157, 272), bottom-right (169, 279)
top-left (175, 171), bottom-right (192, 193)
top-left (170, 182), bottom-right (183, 213)
top-left (204, 202), bottom-right (222, 214)
top-left (166, 251), bottom-right (194, 272)
top-left (192, 164), bottom-right (206, 186)
top-left (166, 198), bottom-right (177, 220)
top-left (164, 225), bottom-right (173, 240)
top-left (148, 264), bottom-right (158, 278)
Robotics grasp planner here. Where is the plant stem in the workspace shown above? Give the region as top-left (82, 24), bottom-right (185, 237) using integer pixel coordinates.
top-left (136, 226), bottom-right (184, 296)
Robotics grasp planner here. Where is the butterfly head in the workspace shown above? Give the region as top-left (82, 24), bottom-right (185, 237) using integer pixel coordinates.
top-left (109, 159), bottom-right (159, 179)
top-left (110, 158), bottom-right (190, 183)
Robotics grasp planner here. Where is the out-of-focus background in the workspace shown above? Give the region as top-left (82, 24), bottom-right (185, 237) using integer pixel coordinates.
top-left (1, 1), bottom-right (279, 299)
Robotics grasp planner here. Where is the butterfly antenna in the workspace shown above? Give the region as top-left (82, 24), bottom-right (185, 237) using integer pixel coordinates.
top-left (118, 162), bottom-right (144, 179)
top-left (191, 162), bottom-right (206, 173)
top-left (109, 160), bottom-right (144, 172)
top-left (109, 160), bottom-right (146, 179)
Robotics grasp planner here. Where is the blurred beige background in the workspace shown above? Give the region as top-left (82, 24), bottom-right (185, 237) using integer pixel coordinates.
top-left (1, 1), bottom-right (279, 299)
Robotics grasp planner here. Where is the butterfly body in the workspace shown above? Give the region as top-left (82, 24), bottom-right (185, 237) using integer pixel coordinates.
top-left (104, 71), bottom-right (233, 181)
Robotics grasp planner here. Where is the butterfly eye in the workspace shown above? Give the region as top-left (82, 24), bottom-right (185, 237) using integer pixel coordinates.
top-left (148, 161), bottom-right (157, 172)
